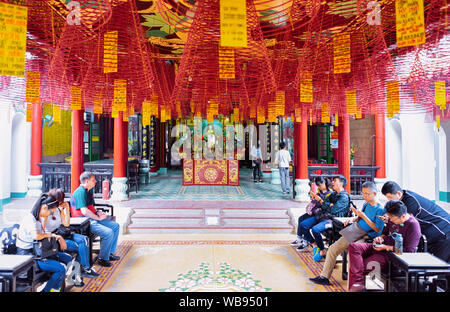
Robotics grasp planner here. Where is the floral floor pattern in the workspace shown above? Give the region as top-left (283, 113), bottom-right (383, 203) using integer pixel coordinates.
top-left (76, 240), bottom-right (346, 292)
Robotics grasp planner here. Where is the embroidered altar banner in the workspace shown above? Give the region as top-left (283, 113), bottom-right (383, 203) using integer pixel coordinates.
top-left (183, 160), bottom-right (239, 186)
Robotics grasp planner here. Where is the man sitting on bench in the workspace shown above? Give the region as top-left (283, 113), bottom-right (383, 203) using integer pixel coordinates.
top-left (70, 172), bottom-right (120, 267)
top-left (381, 181), bottom-right (450, 263)
top-left (347, 200), bottom-right (421, 292)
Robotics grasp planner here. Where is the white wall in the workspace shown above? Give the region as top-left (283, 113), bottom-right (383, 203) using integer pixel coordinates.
top-left (385, 118), bottom-right (403, 186)
top-left (385, 112), bottom-right (437, 200)
top-left (10, 112), bottom-right (29, 194)
top-left (0, 105), bottom-right (12, 202)
top-left (441, 120), bottom-right (450, 195)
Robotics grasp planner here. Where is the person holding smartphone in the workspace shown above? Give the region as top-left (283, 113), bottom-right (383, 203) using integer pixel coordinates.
top-left (347, 200), bottom-right (421, 291)
top-left (291, 176), bottom-right (332, 250)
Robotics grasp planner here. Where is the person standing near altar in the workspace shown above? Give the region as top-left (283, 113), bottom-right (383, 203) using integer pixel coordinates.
top-left (275, 142), bottom-right (292, 194)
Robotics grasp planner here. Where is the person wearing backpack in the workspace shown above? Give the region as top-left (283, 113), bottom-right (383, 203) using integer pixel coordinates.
top-left (309, 181), bottom-right (385, 285)
top-left (296, 175), bottom-right (351, 260)
top-left (16, 194), bottom-right (73, 292)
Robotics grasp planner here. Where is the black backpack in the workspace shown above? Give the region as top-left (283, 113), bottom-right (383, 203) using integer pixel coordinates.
top-left (0, 224), bottom-right (20, 255)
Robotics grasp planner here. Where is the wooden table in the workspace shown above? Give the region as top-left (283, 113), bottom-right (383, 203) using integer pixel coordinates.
top-left (0, 255), bottom-right (34, 292)
top-left (388, 252), bottom-right (450, 292)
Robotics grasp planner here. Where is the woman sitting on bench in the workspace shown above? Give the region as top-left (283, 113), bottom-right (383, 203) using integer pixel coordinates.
top-left (43, 188), bottom-right (99, 279)
top-left (16, 194), bottom-right (73, 292)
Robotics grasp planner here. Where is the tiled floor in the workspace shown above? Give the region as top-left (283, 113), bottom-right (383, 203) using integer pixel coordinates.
top-left (130, 168), bottom-right (293, 201)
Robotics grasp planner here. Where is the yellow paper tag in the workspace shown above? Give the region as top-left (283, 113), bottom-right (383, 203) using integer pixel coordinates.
top-left (104, 31), bottom-right (118, 73)
top-left (386, 80), bottom-right (400, 116)
top-left (275, 91), bottom-right (286, 115)
top-left (334, 32), bottom-right (351, 74)
top-left (0, 3), bottom-right (27, 77)
top-left (26, 103), bottom-right (32, 122)
top-left (321, 102), bottom-right (330, 123)
top-left (346, 90), bottom-right (357, 115)
top-left (25, 71), bottom-right (40, 103)
top-left (71, 86), bottom-right (82, 110)
top-left (114, 79), bottom-right (127, 111)
top-left (295, 108), bottom-right (302, 123)
top-left (94, 94), bottom-right (103, 115)
top-left (435, 81), bottom-right (446, 110)
top-left (395, 0), bottom-right (426, 48)
top-left (219, 47), bottom-right (235, 79)
top-left (300, 71), bottom-right (313, 103)
top-left (220, 0), bottom-right (247, 47)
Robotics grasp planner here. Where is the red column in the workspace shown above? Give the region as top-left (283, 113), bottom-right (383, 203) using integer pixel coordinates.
top-left (114, 112), bottom-right (127, 177)
top-left (374, 113), bottom-right (386, 179)
top-left (123, 120), bottom-right (128, 169)
top-left (338, 115), bottom-right (351, 193)
top-left (71, 110), bottom-right (84, 193)
top-left (30, 103), bottom-right (42, 176)
top-left (294, 117), bottom-right (308, 179)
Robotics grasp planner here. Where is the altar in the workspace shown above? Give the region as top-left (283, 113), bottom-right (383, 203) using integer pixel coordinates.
top-left (182, 159), bottom-right (239, 186)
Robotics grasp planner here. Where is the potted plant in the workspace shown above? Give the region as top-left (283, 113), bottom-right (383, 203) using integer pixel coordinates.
top-left (350, 143), bottom-right (358, 166)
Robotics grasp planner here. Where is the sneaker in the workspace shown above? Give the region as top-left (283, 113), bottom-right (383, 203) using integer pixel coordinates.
top-left (74, 281), bottom-right (85, 288)
top-left (349, 284), bottom-right (366, 292)
top-left (312, 246), bottom-right (319, 256)
top-left (313, 252), bottom-right (323, 262)
top-left (97, 259), bottom-right (113, 267)
top-left (254, 180), bottom-right (258, 183)
top-left (282, 191), bottom-right (286, 195)
top-left (259, 180), bottom-right (263, 183)
top-left (297, 244), bottom-right (311, 252)
top-left (290, 240), bottom-right (300, 246)
top-left (109, 254), bottom-right (120, 261)
top-left (309, 276), bottom-right (330, 285)
top-left (81, 267), bottom-right (100, 278)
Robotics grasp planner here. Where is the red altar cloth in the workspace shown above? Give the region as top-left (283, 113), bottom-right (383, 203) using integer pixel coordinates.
top-left (182, 159), bottom-right (239, 186)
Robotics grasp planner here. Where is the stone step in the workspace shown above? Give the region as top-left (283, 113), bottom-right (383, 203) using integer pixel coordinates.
top-left (131, 211), bottom-right (289, 219)
top-left (127, 223), bottom-right (294, 234)
top-left (222, 219), bottom-right (291, 227)
top-left (130, 218), bottom-right (204, 226)
top-left (132, 209), bottom-right (204, 218)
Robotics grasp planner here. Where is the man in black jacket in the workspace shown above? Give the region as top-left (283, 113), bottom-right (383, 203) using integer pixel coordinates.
top-left (381, 181), bottom-right (450, 263)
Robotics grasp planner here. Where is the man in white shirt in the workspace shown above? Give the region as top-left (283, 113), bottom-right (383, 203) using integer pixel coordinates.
top-left (275, 142), bottom-right (292, 194)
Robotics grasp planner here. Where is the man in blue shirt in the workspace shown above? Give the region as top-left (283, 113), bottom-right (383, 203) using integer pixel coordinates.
top-left (70, 172), bottom-right (120, 267)
top-left (310, 181), bottom-right (385, 285)
top-left (382, 181), bottom-right (450, 263)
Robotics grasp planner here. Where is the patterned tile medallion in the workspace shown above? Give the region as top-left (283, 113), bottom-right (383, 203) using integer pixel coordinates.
top-left (78, 240), bottom-right (346, 292)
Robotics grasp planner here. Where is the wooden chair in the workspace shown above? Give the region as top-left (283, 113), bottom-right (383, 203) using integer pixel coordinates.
top-left (127, 161), bottom-right (139, 194)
